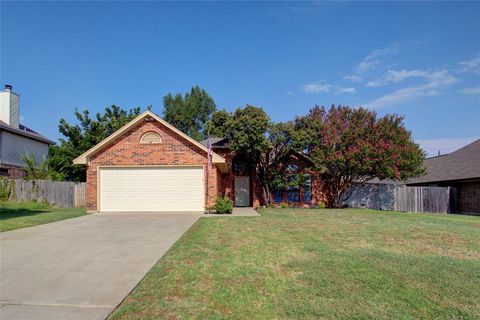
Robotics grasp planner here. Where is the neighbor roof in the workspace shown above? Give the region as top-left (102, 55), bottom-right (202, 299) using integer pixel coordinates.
top-left (408, 139), bottom-right (480, 184)
top-left (0, 120), bottom-right (54, 144)
top-left (73, 111), bottom-right (228, 173)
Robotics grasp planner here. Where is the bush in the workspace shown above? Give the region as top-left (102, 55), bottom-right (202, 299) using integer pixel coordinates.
top-left (318, 201), bottom-right (326, 209)
top-left (214, 196), bottom-right (233, 214)
top-left (280, 202), bottom-right (288, 208)
top-left (0, 177), bottom-right (15, 201)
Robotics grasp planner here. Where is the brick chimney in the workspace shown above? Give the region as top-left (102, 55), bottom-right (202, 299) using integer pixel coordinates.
top-left (0, 84), bottom-right (20, 128)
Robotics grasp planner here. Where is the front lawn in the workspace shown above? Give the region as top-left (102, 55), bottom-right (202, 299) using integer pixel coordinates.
top-left (110, 208), bottom-right (480, 319)
top-left (0, 201), bottom-right (87, 232)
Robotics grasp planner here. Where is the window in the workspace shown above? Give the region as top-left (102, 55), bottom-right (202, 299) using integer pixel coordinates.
top-left (140, 132), bottom-right (162, 144)
top-left (287, 190), bottom-right (300, 202)
top-left (271, 165), bottom-right (313, 204)
top-left (285, 163), bottom-right (299, 174)
top-left (303, 174), bottom-right (312, 202)
top-left (287, 174), bottom-right (300, 202)
top-left (274, 190), bottom-right (283, 203)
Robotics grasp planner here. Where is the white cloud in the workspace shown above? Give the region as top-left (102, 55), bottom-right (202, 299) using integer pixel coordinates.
top-left (301, 83), bottom-right (332, 93)
top-left (424, 69), bottom-right (458, 87)
top-left (366, 69), bottom-right (457, 109)
top-left (336, 87), bottom-right (356, 94)
top-left (366, 69), bottom-right (437, 87)
top-left (385, 69), bottom-right (429, 83)
top-left (459, 54), bottom-right (480, 74)
top-left (365, 80), bottom-right (382, 88)
top-left (367, 87), bottom-right (437, 109)
top-left (357, 61), bottom-right (376, 73)
top-left (459, 86), bottom-right (480, 95)
top-left (301, 83), bottom-right (356, 94)
top-left (343, 75), bottom-right (363, 82)
top-left (356, 45), bottom-right (399, 73)
top-left (416, 138), bottom-right (477, 157)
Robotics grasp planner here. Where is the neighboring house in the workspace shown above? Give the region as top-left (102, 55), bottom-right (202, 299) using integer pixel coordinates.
top-left (407, 139), bottom-right (480, 214)
top-left (74, 110), bottom-right (323, 212)
top-left (0, 85), bottom-right (54, 178)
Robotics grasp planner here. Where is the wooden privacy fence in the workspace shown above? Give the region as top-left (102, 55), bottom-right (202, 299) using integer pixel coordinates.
top-left (344, 183), bottom-right (452, 213)
top-left (7, 179), bottom-right (86, 208)
top-left (394, 185), bottom-right (450, 213)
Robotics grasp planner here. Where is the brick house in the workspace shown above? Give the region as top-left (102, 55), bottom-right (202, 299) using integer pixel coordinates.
top-left (407, 139), bottom-right (480, 214)
top-left (74, 110), bottom-right (324, 212)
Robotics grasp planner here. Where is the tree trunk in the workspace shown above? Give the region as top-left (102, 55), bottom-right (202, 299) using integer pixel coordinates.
top-left (256, 164), bottom-right (272, 207)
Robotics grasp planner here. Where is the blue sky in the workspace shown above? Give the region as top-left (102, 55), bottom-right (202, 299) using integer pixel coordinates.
top-left (1, 1), bottom-right (479, 156)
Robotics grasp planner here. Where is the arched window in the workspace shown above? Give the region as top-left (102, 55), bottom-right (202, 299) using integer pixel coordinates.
top-left (285, 163), bottom-right (299, 173)
top-left (140, 132), bottom-right (163, 144)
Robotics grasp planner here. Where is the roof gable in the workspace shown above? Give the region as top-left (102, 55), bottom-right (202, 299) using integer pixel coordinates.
top-left (73, 111), bottom-right (227, 172)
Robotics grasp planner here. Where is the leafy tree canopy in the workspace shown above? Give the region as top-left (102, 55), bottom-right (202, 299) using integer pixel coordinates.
top-left (163, 86), bottom-right (216, 141)
top-left (226, 105), bottom-right (270, 159)
top-left (208, 105), bottom-right (297, 205)
top-left (49, 105), bottom-right (141, 181)
top-left (294, 105), bottom-right (425, 207)
top-left (206, 109), bottom-right (232, 138)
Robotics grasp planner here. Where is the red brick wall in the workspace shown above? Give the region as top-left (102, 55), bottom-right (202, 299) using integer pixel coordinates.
top-left (214, 149), bottom-right (237, 203)
top-left (6, 167), bottom-right (26, 179)
top-left (86, 119), bottom-right (218, 211)
top-left (458, 182), bottom-right (480, 214)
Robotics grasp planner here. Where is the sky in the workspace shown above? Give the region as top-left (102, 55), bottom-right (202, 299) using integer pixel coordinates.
top-left (1, 1), bottom-right (479, 157)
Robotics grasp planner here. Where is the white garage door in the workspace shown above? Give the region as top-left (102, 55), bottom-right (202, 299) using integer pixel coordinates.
top-left (99, 167), bottom-right (204, 212)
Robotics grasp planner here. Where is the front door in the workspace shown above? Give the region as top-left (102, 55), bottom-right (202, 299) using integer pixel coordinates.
top-left (234, 176), bottom-right (250, 207)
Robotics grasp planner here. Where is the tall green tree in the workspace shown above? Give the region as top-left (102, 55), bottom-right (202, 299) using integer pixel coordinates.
top-left (210, 105), bottom-right (295, 205)
top-left (163, 86), bottom-right (216, 141)
top-left (206, 109), bottom-right (232, 137)
top-left (49, 105), bottom-right (141, 181)
top-left (294, 105), bottom-right (425, 207)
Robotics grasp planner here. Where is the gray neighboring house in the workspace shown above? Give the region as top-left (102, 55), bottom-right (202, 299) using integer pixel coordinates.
top-left (0, 85), bottom-right (54, 178)
top-left (407, 139), bottom-right (480, 214)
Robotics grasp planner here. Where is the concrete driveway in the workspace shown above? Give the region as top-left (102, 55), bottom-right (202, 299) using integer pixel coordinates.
top-left (0, 213), bottom-right (200, 320)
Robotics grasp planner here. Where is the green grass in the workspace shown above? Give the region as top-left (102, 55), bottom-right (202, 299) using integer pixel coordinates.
top-left (110, 208), bottom-right (480, 320)
top-left (0, 201), bottom-right (87, 232)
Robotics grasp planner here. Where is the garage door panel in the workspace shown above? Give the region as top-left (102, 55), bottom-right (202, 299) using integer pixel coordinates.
top-left (99, 167), bottom-right (204, 212)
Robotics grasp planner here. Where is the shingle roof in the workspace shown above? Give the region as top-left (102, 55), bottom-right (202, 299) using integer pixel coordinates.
top-left (200, 137), bottom-right (231, 148)
top-left (0, 120), bottom-right (54, 144)
top-left (408, 139), bottom-right (480, 184)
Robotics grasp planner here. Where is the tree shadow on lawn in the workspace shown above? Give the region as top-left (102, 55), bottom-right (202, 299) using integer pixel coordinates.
top-left (0, 208), bottom-right (50, 220)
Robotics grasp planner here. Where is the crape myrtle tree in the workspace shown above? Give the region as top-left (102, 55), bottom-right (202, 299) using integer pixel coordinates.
top-left (294, 105), bottom-right (425, 207)
top-left (163, 86), bottom-right (216, 141)
top-left (49, 105), bottom-right (141, 181)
